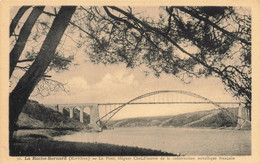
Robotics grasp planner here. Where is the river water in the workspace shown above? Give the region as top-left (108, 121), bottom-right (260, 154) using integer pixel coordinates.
top-left (53, 127), bottom-right (251, 156)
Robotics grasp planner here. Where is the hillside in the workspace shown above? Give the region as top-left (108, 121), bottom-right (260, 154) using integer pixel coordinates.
top-left (17, 100), bottom-right (239, 129)
top-left (17, 100), bottom-right (90, 130)
top-left (13, 100), bottom-right (177, 156)
top-left (108, 108), bottom-right (238, 128)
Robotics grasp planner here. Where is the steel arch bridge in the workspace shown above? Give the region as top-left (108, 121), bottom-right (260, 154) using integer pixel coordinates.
top-left (96, 90), bottom-right (240, 127)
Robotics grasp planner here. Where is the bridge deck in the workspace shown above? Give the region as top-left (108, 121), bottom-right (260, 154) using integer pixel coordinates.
top-left (98, 102), bottom-right (239, 105)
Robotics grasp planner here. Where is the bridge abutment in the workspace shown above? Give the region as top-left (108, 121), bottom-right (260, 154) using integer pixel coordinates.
top-left (89, 105), bottom-right (99, 125)
top-left (237, 103), bottom-right (251, 129)
top-left (88, 105), bottom-right (101, 131)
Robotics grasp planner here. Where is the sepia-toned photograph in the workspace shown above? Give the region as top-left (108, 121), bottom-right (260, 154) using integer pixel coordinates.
top-left (1, 2), bottom-right (260, 161)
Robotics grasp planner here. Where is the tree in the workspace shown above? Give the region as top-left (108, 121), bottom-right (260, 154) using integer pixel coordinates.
top-left (9, 6), bottom-right (32, 37)
top-left (9, 6), bottom-right (251, 141)
top-left (73, 6), bottom-right (251, 117)
top-left (10, 6), bottom-right (45, 78)
top-left (9, 6), bottom-right (76, 142)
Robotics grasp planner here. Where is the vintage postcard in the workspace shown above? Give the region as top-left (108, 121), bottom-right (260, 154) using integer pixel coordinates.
top-left (1, 0), bottom-right (260, 162)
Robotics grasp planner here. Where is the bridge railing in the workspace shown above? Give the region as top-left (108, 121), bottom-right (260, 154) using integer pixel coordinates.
top-left (95, 90), bottom-right (246, 128)
top-left (49, 90), bottom-right (250, 130)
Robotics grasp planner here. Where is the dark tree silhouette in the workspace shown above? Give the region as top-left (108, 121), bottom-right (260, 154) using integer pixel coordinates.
top-left (74, 6), bottom-right (251, 115)
top-left (9, 6), bottom-right (76, 141)
top-left (10, 6), bottom-right (45, 78)
top-left (9, 6), bottom-right (251, 142)
top-left (9, 6), bottom-right (32, 37)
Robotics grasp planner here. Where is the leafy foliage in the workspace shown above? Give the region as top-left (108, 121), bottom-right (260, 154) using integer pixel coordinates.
top-left (71, 6), bottom-right (251, 108)
top-left (10, 6), bottom-right (251, 115)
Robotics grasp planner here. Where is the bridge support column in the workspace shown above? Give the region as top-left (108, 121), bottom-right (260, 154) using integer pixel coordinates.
top-left (80, 107), bottom-right (84, 123)
top-left (69, 108), bottom-right (74, 118)
top-left (55, 104), bottom-right (59, 112)
top-left (58, 105), bottom-right (63, 113)
top-left (237, 103), bottom-right (251, 129)
top-left (89, 105), bottom-right (101, 131)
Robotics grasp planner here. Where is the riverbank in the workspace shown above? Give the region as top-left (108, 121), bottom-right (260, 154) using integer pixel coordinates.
top-left (11, 100), bottom-right (249, 156)
top-left (11, 130), bottom-right (176, 156)
top-left (12, 125), bottom-right (251, 156)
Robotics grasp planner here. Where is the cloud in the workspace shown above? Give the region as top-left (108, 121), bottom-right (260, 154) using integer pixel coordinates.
top-left (68, 76), bottom-right (89, 93)
top-left (95, 70), bottom-right (138, 90)
top-left (88, 70), bottom-right (139, 102)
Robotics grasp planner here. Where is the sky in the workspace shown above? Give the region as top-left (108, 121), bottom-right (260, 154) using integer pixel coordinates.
top-left (29, 51), bottom-right (238, 119)
top-left (10, 6), bottom-right (239, 120)
top-left (35, 52), bottom-right (236, 104)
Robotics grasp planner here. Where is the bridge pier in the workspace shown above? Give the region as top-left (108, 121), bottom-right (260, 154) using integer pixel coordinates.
top-left (69, 107), bottom-right (74, 118)
top-left (89, 105), bottom-right (99, 125)
top-left (55, 104), bottom-right (101, 131)
top-left (237, 103), bottom-right (251, 129)
top-left (55, 104), bottom-right (59, 112)
top-left (80, 107), bottom-right (84, 123)
top-left (58, 105), bottom-right (63, 113)
top-left (88, 105), bottom-right (101, 131)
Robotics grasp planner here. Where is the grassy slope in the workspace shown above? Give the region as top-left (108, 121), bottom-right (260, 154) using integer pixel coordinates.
top-left (108, 108), bottom-right (238, 128)
top-left (18, 100), bottom-right (238, 129)
top-left (13, 100), bottom-right (177, 156)
top-left (17, 100), bottom-right (90, 130)
top-left (13, 101), bottom-right (240, 156)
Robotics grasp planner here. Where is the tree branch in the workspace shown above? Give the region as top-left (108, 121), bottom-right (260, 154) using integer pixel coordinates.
top-left (175, 7), bottom-right (251, 46)
top-left (42, 11), bottom-right (56, 17)
top-left (10, 6), bottom-right (32, 37)
top-left (105, 6), bottom-right (250, 102)
top-left (10, 6), bottom-right (45, 78)
top-left (17, 58), bottom-right (35, 63)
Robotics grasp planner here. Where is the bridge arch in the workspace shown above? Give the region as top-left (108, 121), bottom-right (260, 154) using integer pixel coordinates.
top-left (97, 90), bottom-right (239, 126)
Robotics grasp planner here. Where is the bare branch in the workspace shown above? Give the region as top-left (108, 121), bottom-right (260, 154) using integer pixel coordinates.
top-left (17, 58), bottom-right (35, 63)
top-left (175, 7), bottom-right (251, 46)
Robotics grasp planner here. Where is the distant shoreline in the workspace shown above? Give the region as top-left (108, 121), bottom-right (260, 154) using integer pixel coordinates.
top-left (14, 125), bottom-right (248, 140)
